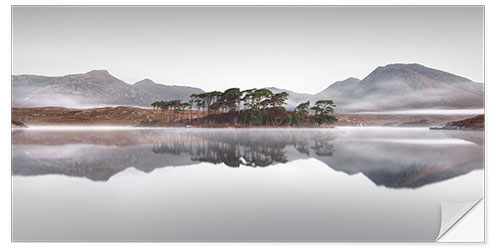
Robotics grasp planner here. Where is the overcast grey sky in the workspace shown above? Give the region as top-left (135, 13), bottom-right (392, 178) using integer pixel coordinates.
top-left (12, 6), bottom-right (483, 94)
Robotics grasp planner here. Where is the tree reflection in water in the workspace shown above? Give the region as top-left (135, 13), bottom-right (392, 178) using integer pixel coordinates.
top-left (12, 128), bottom-right (483, 188)
top-left (151, 130), bottom-right (336, 167)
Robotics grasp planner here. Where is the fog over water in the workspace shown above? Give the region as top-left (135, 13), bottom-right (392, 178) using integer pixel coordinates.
top-left (12, 127), bottom-right (484, 241)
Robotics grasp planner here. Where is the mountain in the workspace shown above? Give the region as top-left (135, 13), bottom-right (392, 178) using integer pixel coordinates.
top-left (309, 77), bottom-right (361, 107)
top-left (12, 70), bottom-right (204, 108)
top-left (131, 78), bottom-right (204, 103)
top-left (12, 63), bottom-right (484, 111)
top-left (12, 70), bottom-right (141, 107)
top-left (265, 87), bottom-right (312, 109)
top-left (310, 63), bottom-right (483, 112)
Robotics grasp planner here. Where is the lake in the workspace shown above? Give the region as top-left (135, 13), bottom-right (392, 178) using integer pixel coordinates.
top-left (11, 127), bottom-right (484, 241)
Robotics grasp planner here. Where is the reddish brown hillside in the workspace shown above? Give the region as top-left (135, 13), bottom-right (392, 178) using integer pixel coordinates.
top-left (12, 106), bottom-right (204, 126)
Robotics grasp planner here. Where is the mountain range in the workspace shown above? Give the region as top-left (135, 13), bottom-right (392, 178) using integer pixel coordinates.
top-left (12, 70), bottom-right (204, 108)
top-left (12, 63), bottom-right (484, 112)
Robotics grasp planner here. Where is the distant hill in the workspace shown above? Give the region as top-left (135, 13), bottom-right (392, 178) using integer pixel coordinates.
top-left (265, 87), bottom-right (313, 109)
top-left (131, 78), bottom-right (204, 103)
top-left (12, 63), bottom-right (484, 111)
top-left (12, 70), bottom-right (203, 108)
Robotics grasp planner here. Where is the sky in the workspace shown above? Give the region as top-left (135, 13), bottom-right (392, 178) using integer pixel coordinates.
top-left (12, 6), bottom-right (484, 94)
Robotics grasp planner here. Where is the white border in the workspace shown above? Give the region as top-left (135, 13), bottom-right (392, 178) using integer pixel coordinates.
top-left (2, 1), bottom-right (498, 249)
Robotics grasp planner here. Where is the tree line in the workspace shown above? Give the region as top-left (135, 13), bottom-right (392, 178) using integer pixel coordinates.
top-left (150, 88), bottom-right (337, 126)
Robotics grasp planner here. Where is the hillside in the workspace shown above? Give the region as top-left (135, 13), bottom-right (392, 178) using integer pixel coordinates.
top-left (266, 87), bottom-right (313, 109)
top-left (131, 78), bottom-right (204, 103)
top-left (12, 70), bottom-right (203, 108)
top-left (312, 63), bottom-right (483, 112)
top-left (310, 77), bottom-right (361, 108)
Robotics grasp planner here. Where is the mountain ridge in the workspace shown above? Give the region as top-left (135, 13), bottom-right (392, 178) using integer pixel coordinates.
top-left (12, 70), bottom-right (204, 108)
top-left (12, 63), bottom-right (484, 111)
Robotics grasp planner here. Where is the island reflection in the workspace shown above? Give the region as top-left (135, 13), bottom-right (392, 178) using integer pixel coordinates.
top-left (12, 128), bottom-right (484, 188)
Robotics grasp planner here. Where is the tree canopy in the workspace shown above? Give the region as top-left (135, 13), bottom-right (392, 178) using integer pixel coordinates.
top-left (151, 88), bottom-right (337, 127)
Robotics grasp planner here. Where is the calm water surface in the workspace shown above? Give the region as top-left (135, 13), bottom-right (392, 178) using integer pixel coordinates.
top-left (12, 127), bottom-right (484, 241)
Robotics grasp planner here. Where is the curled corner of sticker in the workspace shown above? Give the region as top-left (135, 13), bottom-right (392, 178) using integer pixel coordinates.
top-left (436, 198), bottom-right (483, 241)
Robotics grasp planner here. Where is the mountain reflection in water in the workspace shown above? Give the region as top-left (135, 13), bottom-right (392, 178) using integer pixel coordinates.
top-left (12, 127), bottom-right (484, 189)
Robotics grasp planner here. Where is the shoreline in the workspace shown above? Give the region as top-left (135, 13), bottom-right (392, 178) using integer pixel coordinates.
top-left (12, 106), bottom-right (483, 129)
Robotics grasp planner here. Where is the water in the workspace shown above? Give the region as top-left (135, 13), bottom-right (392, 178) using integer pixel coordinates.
top-left (11, 127), bottom-right (484, 241)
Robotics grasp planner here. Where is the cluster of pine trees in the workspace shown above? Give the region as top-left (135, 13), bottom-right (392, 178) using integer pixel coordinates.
top-left (150, 88), bottom-right (337, 126)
